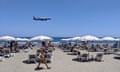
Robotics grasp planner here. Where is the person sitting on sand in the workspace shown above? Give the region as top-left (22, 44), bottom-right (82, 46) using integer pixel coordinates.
top-left (35, 41), bottom-right (50, 70)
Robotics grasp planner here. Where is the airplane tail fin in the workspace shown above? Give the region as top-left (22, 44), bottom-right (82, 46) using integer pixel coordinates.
top-left (33, 16), bottom-right (36, 20)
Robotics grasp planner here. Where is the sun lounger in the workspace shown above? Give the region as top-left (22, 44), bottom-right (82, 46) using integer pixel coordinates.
top-left (0, 50), bottom-right (4, 56)
top-left (0, 56), bottom-right (4, 62)
top-left (76, 52), bottom-right (81, 61)
top-left (114, 53), bottom-right (120, 59)
top-left (24, 48), bottom-right (30, 53)
top-left (28, 54), bottom-right (37, 63)
top-left (63, 49), bottom-right (71, 52)
top-left (45, 51), bottom-right (53, 63)
top-left (96, 48), bottom-right (104, 52)
top-left (95, 53), bottom-right (103, 62)
top-left (10, 53), bottom-right (15, 57)
top-left (4, 49), bottom-right (10, 58)
top-left (80, 53), bottom-right (89, 62)
top-left (104, 49), bottom-right (114, 54)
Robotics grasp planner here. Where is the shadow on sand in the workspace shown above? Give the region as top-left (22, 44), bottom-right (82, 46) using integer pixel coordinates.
top-left (22, 59), bottom-right (36, 64)
top-left (114, 57), bottom-right (120, 60)
top-left (67, 52), bottom-right (77, 55)
top-left (22, 59), bottom-right (51, 64)
top-left (34, 67), bottom-right (45, 71)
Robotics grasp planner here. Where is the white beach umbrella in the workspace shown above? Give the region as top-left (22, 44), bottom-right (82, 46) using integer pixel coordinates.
top-left (16, 38), bottom-right (29, 41)
top-left (114, 38), bottom-right (119, 41)
top-left (0, 36), bottom-right (16, 41)
top-left (81, 35), bottom-right (99, 41)
top-left (30, 35), bottom-right (53, 41)
top-left (71, 36), bottom-right (81, 41)
top-left (61, 38), bottom-right (72, 41)
top-left (101, 37), bottom-right (116, 41)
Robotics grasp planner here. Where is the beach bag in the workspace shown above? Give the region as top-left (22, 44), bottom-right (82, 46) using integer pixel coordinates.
top-left (39, 53), bottom-right (45, 61)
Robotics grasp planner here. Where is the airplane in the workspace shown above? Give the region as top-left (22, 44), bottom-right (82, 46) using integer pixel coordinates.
top-left (33, 16), bottom-right (51, 21)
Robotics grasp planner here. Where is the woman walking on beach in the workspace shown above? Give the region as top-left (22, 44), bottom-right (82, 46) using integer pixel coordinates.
top-left (35, 41), bottom-right (50, 70)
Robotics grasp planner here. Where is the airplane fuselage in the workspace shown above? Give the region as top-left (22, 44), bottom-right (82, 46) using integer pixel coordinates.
top-left (33, 16), bottom-right (51, 21)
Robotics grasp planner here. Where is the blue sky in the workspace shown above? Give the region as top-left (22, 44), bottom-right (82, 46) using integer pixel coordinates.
top-left (0, 0), bottom-right (120, 37)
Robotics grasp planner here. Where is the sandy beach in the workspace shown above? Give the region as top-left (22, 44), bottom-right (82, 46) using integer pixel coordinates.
top-left (0, 47), bottom-right (120, 72)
